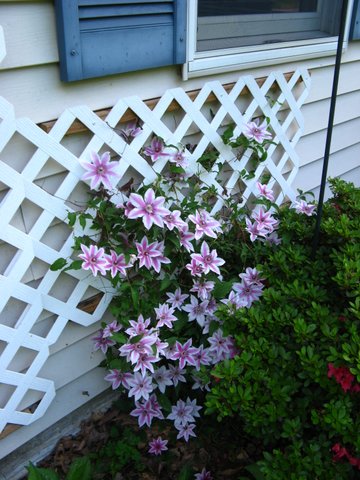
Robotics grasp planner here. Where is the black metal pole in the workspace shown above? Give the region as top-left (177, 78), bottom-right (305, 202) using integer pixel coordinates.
top-left (311, 0), bottom-right (349, 255)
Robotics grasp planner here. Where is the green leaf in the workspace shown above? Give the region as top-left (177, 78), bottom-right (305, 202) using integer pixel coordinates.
top-left (213, 280), bottom-right (233, 299)
top-left (130, 334), bottom-right (143, 344)
top-left (79, 214), bottom-right (87, 230)
top-left (221, 124), bottom-right (235, 144)
top-left (67, 211), bottom-right (77, 227)
top-left (27, 463), bottom-right (60, 480)
top-left (177, 464), bottom-right (194, 480)
top-left (66, 457), bottom-right (92, 480)
top-left (245, 464), bottom-right (266, 480)
top-left (49, 257), bottom-right (67, 271)
top-left (130, 286), bottom-right (139, 310)
top-left (111, 332), bottom-right (128, 345)
top-left (160, 277), bottom-right (172, 292)
top-left (64, 260), bottom-right (82, 272)
top-left (156, 393), bottom-right (173, 413)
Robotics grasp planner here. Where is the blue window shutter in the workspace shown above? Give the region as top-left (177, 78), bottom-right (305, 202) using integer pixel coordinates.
top-left (350, 0), bottom-right (360, 40)
top-left (54, 0), bottom-right (187, 82)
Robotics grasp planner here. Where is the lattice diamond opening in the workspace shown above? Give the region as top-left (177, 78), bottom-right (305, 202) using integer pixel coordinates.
top-left (0, 132), bottom-right (38, 173)
top-left (0, 69), bottom-right (310, 433)
top-left (7, 346), bottom-right (39, 374)
top-left (0, 298), bottom-right (29, 328)
top-left (0, 241), bottom-right (20, 275)
top-left (10, 199), bottom-right (44, 234)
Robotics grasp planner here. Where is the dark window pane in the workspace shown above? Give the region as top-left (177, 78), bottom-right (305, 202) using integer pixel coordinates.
top-left (198, 0), bottom-right (318, 17)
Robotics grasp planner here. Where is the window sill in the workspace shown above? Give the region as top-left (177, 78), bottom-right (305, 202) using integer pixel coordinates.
top-left (184, 38), bottom-right (345, 79)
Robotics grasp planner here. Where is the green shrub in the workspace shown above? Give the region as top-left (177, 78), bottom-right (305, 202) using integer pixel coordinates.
top-left (206, 178), bottom-right (360, 479)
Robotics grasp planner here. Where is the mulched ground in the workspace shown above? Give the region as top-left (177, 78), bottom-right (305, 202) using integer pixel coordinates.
top-left (36, 401), bottom-right (261, 479)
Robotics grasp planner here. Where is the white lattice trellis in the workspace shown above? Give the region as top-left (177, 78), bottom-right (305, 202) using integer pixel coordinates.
top-left (0, 69), bottom-right (310, 433)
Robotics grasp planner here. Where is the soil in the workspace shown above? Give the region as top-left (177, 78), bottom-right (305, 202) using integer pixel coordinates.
top-left (35, 400), bottom-right (261, 480)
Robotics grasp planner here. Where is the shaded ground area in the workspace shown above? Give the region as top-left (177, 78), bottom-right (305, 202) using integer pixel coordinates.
top-left (36, 400), bottom-right (260, 479)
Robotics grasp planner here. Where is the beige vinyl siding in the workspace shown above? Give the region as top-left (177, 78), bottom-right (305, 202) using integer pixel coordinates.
top-left (0, 0), bottom-right (359, 463)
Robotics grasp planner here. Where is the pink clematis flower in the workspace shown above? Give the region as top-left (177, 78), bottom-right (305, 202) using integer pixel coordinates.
top-left (171, 339), bottom-right (198, 369)
top-left (130, 398), bottom-right (158, 427)
top-left (192, 374), bottom-right (211, 392)
top-left (144, 137), bottom-right (167, 162)
top-left (92, 329), bottom-right (116, 354)
top-left (265, 231), bottom-right (282, 246)
top-left (127, 188), bottom-right (170, 229)
top-left (188, 210), bottom-right (222, 240)
top-left (233, 280), bottom-right (264, 308)
top-left (163, 210), bottom-right (187, 231)
top-left (103, 320), bottom-right (122, 338)
top-left (190, 280), bottom-right (215, 301)
top-left (127, 372), bottom-right (154, 401)
top-left (125, 314), bottom-right (152, 337)
top-left (148, 436), bottom-right (168, 455)
top-left (179, 226), bottom-right (196, 252)
top-left (192, 345), bottom-right (212, 371)
top-left (221, 290), bottom-right (248, 309)
top-left (81, 151), bottom-right (120, 190)
top-left (104, 250), bottom-right (131, 278)
top-left (251, 207), bottom-right (278, 234)
top-left (176, 422), bottom-right (196, 442)
top-left (154, 338), bottom-right (169, 357)
top-left (134, 353), bottom-right (160, 376)
top-left (155, 303), bottom-right (177, 328)
top-left (245, 217), bottom-right (263, 242)
top-left (119, 334), bottom-right (158, 364)
top-left (191, 241), bottom-right (225, 275)
top-left (294, 200), bottom-right (316, 216)
top-left (186, 258), bottom-right (205, 277)
top-left (239, 267), bottom-right (264, 285)
top-left (169, 150), bottom-right (189, 168)
top-left (167, 399), bottom-right (195, 427)
top-left (104, 369), bottom-right (132, 390)
top-left (148, 394), bottom-right (164, 419)
top-left (256, 182), bottom-right (275, 201)
top-left (152, 366), bottom-right (173, 393)
top-left (166, 288), bottom-right (189, 310)
top-left (136, 236), bottom-right (162, 271)
top-left (149, 241), bottom-right (171, 273)
top-left (185, 397), bottom-right (202, 418)
top-left (78, 244), bottom-right (107, 276)
top-left (243, 119), bottom-right (272, 143)
top-left (119, 121), bottom-right (142, 143)
top-left (168, 364), bottom-right (187, 386)
top-left (182, 295), bottom-right (209, 327)
top-left (207, 329), bottom-right (231, 362)
top-left (195, 468), bottom-right (213, 480)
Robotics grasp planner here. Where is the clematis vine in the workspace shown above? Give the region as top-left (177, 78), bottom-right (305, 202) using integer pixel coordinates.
top-left (70, 127), bottom-right (289, 454)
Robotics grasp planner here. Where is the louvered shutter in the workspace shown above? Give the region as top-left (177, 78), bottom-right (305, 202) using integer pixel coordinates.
top-left (55, 0), bottom-right (187, 82)
top-left (350, 0), bottom-right (360, 39)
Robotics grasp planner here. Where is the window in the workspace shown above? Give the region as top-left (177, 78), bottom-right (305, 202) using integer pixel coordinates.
top-left (185, 0), bottom-right (356, 78)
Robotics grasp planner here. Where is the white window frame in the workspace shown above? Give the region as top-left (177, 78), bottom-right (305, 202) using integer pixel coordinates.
top-left (183, 0), bottom-right (355, 79)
